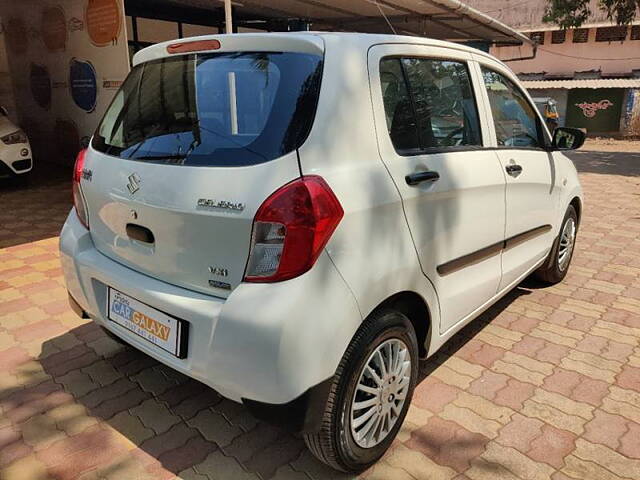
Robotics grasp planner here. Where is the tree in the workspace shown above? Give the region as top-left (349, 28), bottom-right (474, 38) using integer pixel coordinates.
top-left (543, 0), bottom-right (640, 28)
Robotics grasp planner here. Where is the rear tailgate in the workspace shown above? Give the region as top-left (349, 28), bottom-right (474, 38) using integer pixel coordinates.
top-left (83, 150), bottom-right (299, 298)
top-left (82, 38), bottom-right (323, 298)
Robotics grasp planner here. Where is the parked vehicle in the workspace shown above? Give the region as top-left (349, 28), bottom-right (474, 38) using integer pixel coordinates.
top-left (0, 106), bottom-right (32, 180)
top-left (60, 33), bottom-right (584, 472)
top-left (533, 96), bottom-right (560, 131)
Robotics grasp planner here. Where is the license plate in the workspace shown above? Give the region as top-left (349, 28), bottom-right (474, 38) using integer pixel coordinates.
top-left (107, 288), bottom-right (188, 358)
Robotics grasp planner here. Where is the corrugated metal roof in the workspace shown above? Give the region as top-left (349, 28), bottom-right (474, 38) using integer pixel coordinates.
top-left (521, 78), bottom-right (640, 89)
top-left (154, 0), bottom-right (532, 45)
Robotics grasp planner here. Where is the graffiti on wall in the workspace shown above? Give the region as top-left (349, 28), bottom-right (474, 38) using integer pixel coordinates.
top-left (85, 0), bottom-right (122, 46)
top-left (3, 0), bottom-right (129, 164)
top-left (5, 18), bottom-right (28, 55)
top-left (42, 5), bottom-right (68, 52)
top-left (69, 58), bottom-right (98, 112)
top-left (566, 89), bottom-right (624, 132)
top-left (29, 64), bottom-right (52, 110)
top-left (575, 99), bottom-right (614, 118)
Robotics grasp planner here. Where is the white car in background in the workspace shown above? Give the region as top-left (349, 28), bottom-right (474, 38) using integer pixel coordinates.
top-left (0, 107), bottom-right (32, 180)
top-left (60, 33), bottom-right (584, 472)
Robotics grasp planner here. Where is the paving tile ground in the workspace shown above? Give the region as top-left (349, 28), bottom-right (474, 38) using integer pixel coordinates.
top-left (1, 149), bottom-right (639, 480)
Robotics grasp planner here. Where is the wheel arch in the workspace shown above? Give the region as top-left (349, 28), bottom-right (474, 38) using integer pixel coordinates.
top-left (367, 291), bottom-right (432, 358)
top-left (569, 196), bottom-right (582, 224)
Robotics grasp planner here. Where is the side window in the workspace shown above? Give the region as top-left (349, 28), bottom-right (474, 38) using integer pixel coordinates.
top-left (401, 58), bottom-right (482, 149)
top-left (481, 68), bottom-right (544, 148)
top-left (380, 58), bottom-right (420, 152)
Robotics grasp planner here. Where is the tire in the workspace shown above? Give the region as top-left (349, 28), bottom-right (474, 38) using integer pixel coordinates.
top-left (535, 205), bottom-right (578, 284)
top-left (303, 309), bottom-right (419, 472)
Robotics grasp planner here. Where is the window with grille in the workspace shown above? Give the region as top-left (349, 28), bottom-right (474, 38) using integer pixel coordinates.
top-left (572, 28), bottom-right (589, 43)
top-left (595, 26), bottom-right (627, 42)
top-left (551, 30), bottom-right (566, 44)
top-left (631, 25), bottom-right (640, 40)
top-left (529, 31), bottom-right (545, 44)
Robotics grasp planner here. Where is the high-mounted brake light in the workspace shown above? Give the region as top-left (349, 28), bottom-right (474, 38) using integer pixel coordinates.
top-left (72, 148), bottom-right (89, 229)
top-left (167, 40), bottom-right (221, 54)
top-left (244, 176), bottom-right (344, 283)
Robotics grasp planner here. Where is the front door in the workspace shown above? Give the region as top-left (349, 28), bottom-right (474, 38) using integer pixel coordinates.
top-left (477, 63), bottom-right (558, 290)
top-left (369, 45), bottom-right (506, 334)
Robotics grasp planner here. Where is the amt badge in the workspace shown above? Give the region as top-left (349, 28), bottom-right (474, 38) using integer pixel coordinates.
top-left (70, 59), bottom-right (97, 113)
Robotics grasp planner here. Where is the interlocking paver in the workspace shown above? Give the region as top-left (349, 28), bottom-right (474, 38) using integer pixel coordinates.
top-left (187, 408), bottom-right (243, 447)
top-left (2, 151), bottom-right (640, 479)
top-left (130, 399), bottom-right (181, 435)
top-left (108, 410), bottom-right (155, 449)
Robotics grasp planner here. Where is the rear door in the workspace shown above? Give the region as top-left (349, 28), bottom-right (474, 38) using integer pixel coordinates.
top-left (369, 44), bottom-right (506, 334)
top-left (475, 59), bottom-right (558, 290)
top-left (83, 49), bottom-right (323, 298)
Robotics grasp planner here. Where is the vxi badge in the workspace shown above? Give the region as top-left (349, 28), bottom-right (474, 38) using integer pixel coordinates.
top-left (197, 198), bottom-right (245, 212)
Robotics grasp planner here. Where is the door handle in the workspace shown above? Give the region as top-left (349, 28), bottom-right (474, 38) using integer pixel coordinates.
top-left (505, 164), bottom-right (523, 176)
top-left (405, 170), bottom-right (440, 186)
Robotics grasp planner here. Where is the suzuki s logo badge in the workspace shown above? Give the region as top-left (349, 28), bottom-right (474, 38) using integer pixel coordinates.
top-left (127, 173), bottom-right (141, 194)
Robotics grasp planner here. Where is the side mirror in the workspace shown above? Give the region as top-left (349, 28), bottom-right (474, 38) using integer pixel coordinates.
top-left (551, 127), bottom-right (586, 151)
top-left (0, 106), bottom-right (8, 117)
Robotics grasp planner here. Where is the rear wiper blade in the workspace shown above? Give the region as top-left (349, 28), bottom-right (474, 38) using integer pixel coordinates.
top-left (130, 154), bottom-right (187, 161)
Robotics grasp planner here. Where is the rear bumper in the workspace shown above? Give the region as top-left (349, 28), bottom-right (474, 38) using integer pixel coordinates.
top-left (59, 210), bottom-right (361, 426)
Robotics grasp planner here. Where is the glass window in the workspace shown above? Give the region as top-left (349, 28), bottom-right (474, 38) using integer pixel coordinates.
top-left (572, 28), bottom-right (589, 43)
top-left (401, 58), bottom-right (481, 150)
top-left (93, 52), bottom-right (323, 167)
top-left (380, 58), bottom-right (420, 152)
top-left (481, 68), bottom-right (543, 148)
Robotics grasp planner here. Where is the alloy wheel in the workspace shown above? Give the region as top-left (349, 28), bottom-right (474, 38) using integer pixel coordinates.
top-left (350, 338), bottom-right (411, 448)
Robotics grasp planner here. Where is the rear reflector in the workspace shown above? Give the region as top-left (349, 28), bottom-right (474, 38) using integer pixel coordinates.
top-left (167, 40), bottom-right (221, 54)
top-left (73, 148), bottom-right (89, 229)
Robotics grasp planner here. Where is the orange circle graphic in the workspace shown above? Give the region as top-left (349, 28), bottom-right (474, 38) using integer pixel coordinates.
top-left (5, 18), bottom-right (28, 55)
top-left (85, 0), bottom-right (122, 46)
top-left (41, 6), bottom-right (67, 52)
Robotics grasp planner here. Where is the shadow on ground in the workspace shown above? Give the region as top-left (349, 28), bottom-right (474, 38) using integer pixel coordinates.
top-left (3, 280), bottom-right (539, 480)
top-left (567, 150), bottom-right (640, 177)
top-left (0, 165), bottom-right (71, 248)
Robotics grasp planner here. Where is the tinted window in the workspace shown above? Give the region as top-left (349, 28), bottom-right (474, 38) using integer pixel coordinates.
top-left (93, 52), bottom-right (323, 166)
top-left (481, 68), bottom-right (543, 148)
top-left (380, 58), bottom-right (420, 152)
top-left (380, 57), bottom-right (481, 153)
top-left (402, 58), bottom-right (481, 149)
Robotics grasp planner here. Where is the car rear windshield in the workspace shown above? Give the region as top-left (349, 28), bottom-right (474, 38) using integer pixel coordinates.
top-left (92, 51), bottom-right (323, 166)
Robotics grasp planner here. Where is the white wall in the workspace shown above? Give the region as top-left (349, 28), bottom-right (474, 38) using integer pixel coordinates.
top-left (0, 22), bottom-right (17, 123)
top-left (0, 0), bottom-right (130, 165)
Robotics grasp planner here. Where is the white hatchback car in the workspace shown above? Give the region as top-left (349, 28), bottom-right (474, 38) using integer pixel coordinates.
top-left (0, 107), bottom-right (32, 180)
top-left (60, 33), bottom-right (584, 471)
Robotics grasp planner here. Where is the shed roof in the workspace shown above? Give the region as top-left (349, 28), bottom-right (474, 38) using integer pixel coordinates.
top-left (522, 78), bottom-right (640, 89)
top-left (136, 0), bottom-right (532, 45)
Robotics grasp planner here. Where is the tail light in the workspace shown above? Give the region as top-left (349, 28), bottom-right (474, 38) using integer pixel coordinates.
top-left (73, 148), bottom-right (89, 229)
top-left (244, 176), bottom-right (344, 283)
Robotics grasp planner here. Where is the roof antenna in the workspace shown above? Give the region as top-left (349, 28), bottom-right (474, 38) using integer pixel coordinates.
top-left (375, 0), bottom-right (397, 35)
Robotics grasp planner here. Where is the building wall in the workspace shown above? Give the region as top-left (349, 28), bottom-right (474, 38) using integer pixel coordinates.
top-left (0, 0), bottom-right (130, 166)
top-left (0, 26), bottom-right (17, 123)
top-left (491, 27), bottom-right (640, 77)
top-left (468, 0), bottom-right (619, 30)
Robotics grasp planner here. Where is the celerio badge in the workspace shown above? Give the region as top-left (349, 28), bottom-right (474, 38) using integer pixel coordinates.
top-left (197, 198), bottom-right (245, 212)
